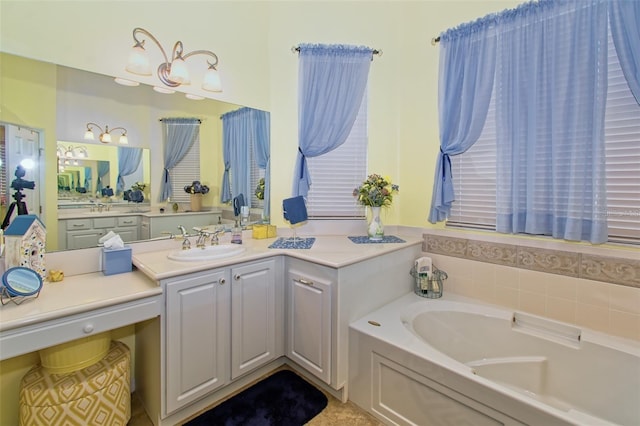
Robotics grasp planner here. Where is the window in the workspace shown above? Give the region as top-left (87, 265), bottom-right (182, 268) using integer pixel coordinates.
top-left (249, 134), bottom-right (265, 209)
top-left (169, 136), bottom-right (200, 204)
top-left (448, 30), bottom-right (640, 243)
top-left (305, 91), bottom-right (368, 218)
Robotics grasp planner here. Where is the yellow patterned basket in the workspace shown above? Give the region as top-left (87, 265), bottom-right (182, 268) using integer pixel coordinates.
top-left (20, 340), bottom-right (131, 426)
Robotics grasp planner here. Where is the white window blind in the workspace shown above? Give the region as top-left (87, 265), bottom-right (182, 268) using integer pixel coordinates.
top-left (604, 32), bottom-right (640, 241)
top-left (249, 137), bottom-right (265, 209)
top-left (169, 134), bottom-right (200, 204)
top-left (448, 95), bottom-right (497, 229)
top-left (447, 31), bottom-right (640, 243)
top-left (306, 91), bottom-right (368, 218)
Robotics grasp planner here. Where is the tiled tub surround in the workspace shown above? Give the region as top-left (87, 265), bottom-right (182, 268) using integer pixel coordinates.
top-left (422, 232), bottom-right (640, 342)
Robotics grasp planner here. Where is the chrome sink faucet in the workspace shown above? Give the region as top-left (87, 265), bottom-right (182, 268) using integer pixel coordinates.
top-left (178, 226), bottom-right (191, 250)
top-left (196, 231), bottom-right (209, 248)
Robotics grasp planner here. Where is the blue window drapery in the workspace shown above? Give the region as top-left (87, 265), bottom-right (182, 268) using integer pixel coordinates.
top-left (95, 160), bottom-right (110, 194)
top-left (220, 107), bottom-right (269, 210)
top-left (494, 0), bottom-right (609, 243)
top-left (293, 44), bottom-right (373, 197)
top-left (159, 118), bottom-right (199, 202)
top-left (608, 0), bottom-right (640, 104)
top-left (429, 0), bottom-right (615, 244)
top-left (427, 20), bottom-right (497, 223)
top-left (116, 146), bottom-right (142, 194)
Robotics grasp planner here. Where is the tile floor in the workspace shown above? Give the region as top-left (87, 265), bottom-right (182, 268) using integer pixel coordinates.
top-left (128, 368), bottom-right (382, 426)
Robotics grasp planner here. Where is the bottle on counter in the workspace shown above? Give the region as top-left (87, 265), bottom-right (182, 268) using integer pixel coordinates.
top-left (231, 220), bottom-right (243, 244)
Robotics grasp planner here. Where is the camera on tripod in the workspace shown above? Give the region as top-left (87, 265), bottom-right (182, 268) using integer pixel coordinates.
top-left (2, 165), bottom-right (36, 230)
top-left (11, 165), bottom-right (36, 192)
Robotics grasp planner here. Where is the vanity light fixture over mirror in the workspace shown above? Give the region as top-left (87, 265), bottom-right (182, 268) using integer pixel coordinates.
top-left (125, 27), bottom-right (222, 93)
top-left (84, 123), bottom-right (128, 144)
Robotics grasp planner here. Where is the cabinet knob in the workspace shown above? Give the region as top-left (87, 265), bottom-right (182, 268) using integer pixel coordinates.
top-left (83, 324), bottom-right (94, 334)
top-left (219, 278), bottom-right (226, 285)
top-left (234, 274), bottom-right (241, 281)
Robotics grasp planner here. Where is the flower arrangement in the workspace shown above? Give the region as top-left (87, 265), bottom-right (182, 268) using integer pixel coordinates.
top-left (255, 178), bottom-right (265, 200)
top-left (184, 180), bottom-right (210, 195)
top-left (131, 182), bottom-right (147, 192)
top-left (353, 174), bottom-right (399, 207)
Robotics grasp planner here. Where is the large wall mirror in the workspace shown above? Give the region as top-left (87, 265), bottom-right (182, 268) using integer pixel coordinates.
top-left (1, 53), bottom-right (269, 252)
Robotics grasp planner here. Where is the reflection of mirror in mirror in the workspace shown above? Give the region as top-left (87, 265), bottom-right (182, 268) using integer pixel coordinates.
top-left (57, 142), bottom-right (149, 205)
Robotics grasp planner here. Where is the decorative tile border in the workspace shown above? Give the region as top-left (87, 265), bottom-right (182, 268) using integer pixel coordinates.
top-left (424, 234), bottom-right (639, 288)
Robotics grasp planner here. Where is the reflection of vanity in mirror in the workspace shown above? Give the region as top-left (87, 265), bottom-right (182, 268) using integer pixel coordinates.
top-left (1, 52), bottom-right (269, 252)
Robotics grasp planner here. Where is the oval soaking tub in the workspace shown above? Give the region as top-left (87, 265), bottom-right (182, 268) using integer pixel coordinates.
top-left (349, 293), bottom-right (640, 426)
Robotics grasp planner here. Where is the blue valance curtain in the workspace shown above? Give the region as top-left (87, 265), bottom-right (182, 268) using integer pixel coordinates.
top-left (293, 44), bottom-right (373, 197)
top-left (116, 147), bottom-right (142, 194)
top-left (159, 118), bottom-right (200, 202)
top-left (427, 22), bottom-right (497, 223)
top-left (429, 0), bottom-right (617, 243)
top-left (609, 0), bottom-right (640, 104)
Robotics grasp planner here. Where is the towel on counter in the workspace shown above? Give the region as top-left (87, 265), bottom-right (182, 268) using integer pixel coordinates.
top-left (283, 196), bottom-right (308, 225)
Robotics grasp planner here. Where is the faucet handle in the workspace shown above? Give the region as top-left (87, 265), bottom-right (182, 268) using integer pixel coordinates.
top-left (182, 238), bottom-right (191, 250)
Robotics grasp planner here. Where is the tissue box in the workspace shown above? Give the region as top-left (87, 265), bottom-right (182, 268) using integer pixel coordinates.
top-left (252, 224), bottom-right (277, 239)
top-left (102, 246), bottom-right (132, 276)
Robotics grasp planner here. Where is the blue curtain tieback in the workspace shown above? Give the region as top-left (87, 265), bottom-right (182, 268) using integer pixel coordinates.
top-left (298, 147), bottom-right (306, 179)
top-left (164, 168), bottom-right (169, 183)
top-left (440, 149), bottom-right (451, 180)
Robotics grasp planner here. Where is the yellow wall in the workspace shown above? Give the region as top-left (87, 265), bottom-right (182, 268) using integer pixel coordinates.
top-left (0, 53), bottom-right (59, 248)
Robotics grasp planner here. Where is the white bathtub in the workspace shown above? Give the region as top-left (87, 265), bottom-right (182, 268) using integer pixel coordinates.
top-left (348, 293), bottom-right (640, 426)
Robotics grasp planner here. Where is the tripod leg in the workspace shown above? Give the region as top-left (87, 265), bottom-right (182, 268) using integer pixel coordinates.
top-left (17, 201), bottom-right (29, 216)
top-left (1, 203), bottom-right (16, 230)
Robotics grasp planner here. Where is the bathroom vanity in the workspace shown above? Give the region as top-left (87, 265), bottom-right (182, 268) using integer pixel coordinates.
top-left (0, 231), bottom-right (421, 426)
top-left (131, 233), bottom-right (421, 425)
top-left (57, 209), bottom-right (222, 249)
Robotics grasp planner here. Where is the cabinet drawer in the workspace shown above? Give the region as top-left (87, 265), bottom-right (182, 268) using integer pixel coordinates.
top-left (117, 216), bottom-right (139, 227)
top-left (93, 217), bottom-right (117, 228)
top-left (65, 218), bottom-right (92, 230)
top-left (0, 296), bottom-right (161, 361)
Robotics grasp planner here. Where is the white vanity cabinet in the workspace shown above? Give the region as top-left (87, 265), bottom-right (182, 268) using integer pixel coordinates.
top-left (286, 259), bottom-right (333, 384)
top-left (164, 268), bottom-right (230, 414)
top-left (160, 257), bottom-right (283, 417)
top-left (58, 215), bottom-right (139, 249)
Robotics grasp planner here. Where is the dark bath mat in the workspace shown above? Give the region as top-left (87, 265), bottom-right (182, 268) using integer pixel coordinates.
top-left (183, 370), bottom-right (328, 425)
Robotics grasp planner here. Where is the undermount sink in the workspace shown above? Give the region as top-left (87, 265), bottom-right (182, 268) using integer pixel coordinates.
top-left (167, 244), bottom-right (245, 262)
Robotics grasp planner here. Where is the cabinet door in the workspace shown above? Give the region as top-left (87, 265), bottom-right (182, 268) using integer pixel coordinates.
top-left (66, 229), bottom-right (105, 249)
top-left (165, 270), bottom-right (229, 414)
top-left (230, 260), bottom-right (276, 380)
top-left (115, 226), bottom-right (138, 243)
top-left (287, 268), bottom-right (332, 384)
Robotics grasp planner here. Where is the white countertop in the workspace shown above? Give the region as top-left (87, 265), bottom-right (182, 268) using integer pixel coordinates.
top-left (57, 208), bottom-right (222, 220)
top-left (0, 270), bottom-right (161, 332)
top-left (133, 232), bottom-right (423, 281)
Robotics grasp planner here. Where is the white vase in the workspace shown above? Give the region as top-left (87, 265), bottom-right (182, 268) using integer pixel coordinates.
top-left (367, 206), bottom-right (384, 241)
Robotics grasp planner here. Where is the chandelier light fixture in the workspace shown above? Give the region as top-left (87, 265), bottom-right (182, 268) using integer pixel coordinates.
top-left (125, 27), bottom-right (222, 93)
top-left (84, 123), bottom-right (129, 144)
